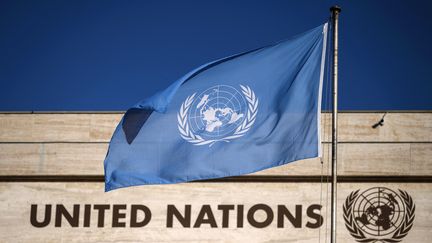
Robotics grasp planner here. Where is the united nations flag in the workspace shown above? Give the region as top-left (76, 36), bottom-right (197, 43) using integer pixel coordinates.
top-left (104, 23), bottom-right (329, 191)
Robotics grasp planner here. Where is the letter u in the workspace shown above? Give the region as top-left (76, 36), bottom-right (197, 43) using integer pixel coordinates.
top-left (30, 204), bottom-right (52, 227)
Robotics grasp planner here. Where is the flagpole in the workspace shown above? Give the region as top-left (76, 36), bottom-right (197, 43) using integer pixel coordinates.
top-left (330, 5), bottom-right (341, 243)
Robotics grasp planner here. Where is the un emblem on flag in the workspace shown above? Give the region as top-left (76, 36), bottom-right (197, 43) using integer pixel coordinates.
top-left (177, 84), bottom-right (258, 146)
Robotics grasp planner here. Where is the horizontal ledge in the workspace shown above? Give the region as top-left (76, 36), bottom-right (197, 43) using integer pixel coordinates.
top-left (1, 175), bottom-right (432, 183)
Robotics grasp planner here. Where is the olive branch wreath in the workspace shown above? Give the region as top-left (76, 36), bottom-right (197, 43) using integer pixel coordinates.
top-left (177, 85), bottom-right (258, 147)
top-left (343, 189), bottom-right (415, 243)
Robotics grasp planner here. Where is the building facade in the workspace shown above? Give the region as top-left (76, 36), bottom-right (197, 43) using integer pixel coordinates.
top-left (0, 112), bottom-right (431, 242)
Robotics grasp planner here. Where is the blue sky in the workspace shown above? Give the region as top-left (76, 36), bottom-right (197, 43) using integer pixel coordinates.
top-left (0, 0), bottom-right (431, 111)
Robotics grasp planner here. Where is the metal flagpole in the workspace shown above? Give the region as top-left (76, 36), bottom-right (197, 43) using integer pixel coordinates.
top-left (330, 5), bottom-right (341, 243)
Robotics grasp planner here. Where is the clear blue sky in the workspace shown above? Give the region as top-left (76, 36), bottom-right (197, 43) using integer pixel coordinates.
top-left (1, 0), bottom-right (431, 111)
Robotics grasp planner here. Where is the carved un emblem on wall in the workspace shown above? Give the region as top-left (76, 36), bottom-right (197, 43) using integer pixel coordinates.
top-left (343, 187), bottom-right (415, 242)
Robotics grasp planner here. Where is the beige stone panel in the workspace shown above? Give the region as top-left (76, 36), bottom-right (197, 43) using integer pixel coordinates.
top-left (410, 143), bottom-right (432, 175)
top-left (1, 113), bottom-right (431, 142)
top-left (0, 182), bottom-right (429, 242)
top-left (337, 143), bottom-right (411, 175)
top-left (0, 114), bottom-right (122, 142)
top-left (0, 143), bottom-right (41, 174)
top-left (1, 143), bottom-right (432, 176)
top-left (337, 113), bottom-right (432, 142)
top-left (89, 114), bottom-right (122, 141)
top-left (42, 143), bottom-right (107, 175)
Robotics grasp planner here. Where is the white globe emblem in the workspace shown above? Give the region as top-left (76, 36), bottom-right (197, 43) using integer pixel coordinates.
top-left (177, 84), bottom-right (258, 146)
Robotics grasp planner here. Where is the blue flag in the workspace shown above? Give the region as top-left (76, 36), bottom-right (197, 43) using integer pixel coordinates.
top-left (104, 23), bottom-right (328, 191)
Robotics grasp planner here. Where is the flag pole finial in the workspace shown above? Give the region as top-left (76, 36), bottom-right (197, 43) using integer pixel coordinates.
top-left (330, 5), bottom-right (341, 14)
